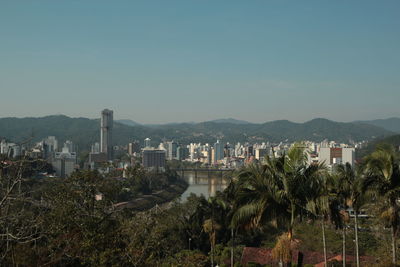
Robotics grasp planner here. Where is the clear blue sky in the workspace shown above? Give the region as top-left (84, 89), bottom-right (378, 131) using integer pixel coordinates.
top-left (1, 1), bottom-right (399, 123)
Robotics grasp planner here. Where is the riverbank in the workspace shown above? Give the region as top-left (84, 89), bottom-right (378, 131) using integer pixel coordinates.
top-left (114, 179), bottom-right (188, 211)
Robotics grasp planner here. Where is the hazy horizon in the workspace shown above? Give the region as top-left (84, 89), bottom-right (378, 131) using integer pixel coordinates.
top-left (1, 1), bottom-right (400, 123)
top-left (0, 112), bottom-right (399, 125)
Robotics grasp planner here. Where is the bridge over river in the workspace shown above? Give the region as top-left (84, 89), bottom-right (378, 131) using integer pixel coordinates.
top-left (171, 168), bottom-right (235, 179)
top-left (176, 169), bottom-right (236, 201)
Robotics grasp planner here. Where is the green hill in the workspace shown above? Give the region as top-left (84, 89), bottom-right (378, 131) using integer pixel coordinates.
top-left (355, 117), bottom-right (400, 133)
top-left (0, 116), bottom-right (393, 151)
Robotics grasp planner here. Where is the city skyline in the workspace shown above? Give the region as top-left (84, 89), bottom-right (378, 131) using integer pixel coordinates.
top-left (1, 1), bottom-right (400, 123)
top-left (2, 2), bottom-right (400, 263)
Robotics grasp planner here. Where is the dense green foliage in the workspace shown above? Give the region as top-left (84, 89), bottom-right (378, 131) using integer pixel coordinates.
top-left (1, 144), bottom-right (400, 266)
top-left (0, 161), bottom-right (188, 266)
top-left (358, 134), bottom-right (400, 158)
top-left (226, 145), bottom-right (400, 266)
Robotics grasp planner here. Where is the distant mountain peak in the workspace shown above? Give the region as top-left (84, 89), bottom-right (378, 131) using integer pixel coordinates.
top-left (306, 118), bottom-right (335, 123)
top-left (207, 118), bottom-right (251, 124)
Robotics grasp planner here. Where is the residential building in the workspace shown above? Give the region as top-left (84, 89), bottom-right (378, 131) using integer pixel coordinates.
top-left (319, 147), bottom-right (355, 167)
top-left (42, 136), bottom-right (58, 158)
top-left (213, 140), bottom-right (224, 163)
top-left (128, 141), bottom-right (140, 155)
top-left (63, 140), bottom-right (74, 153)
top-left (177, 146), bottom-right (189, 161)
top-left (255, 148), bottom-right (268, 161)
top-left (142, 148), bottom-right (166, 170)
top-left (88, 152), bottom-right (108, 169)
top-left (0, 140), bottom-right (21, 158)
top-left (52, 150), bottom-right (77, 178)
top-left (167, 140), bottom-right (178, 160)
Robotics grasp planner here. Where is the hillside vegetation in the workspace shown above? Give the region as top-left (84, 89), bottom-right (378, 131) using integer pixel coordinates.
top-left (0, 115), bottom-right (393, 150)
top-left (358, 134), bottom-right (400, 158)
top-left (355, 117), bottom-right (400, 133)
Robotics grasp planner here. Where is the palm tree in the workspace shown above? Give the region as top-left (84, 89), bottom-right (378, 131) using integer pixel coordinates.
top-left (203, 195), bottom-right (227, 267)
top-left (270, 145), bottom-right (326, 239)
top-left (335, 163), bottom-right (365, 267)
top-left (231, 145), bottom-right (325, 264)
top-left (363, 145), bottom-right (400, 264)
top-left (223, 179), bottom-right (240, 267)
top-left (203, 218), bottom-right (220, 267)
top-left (231, 161), bottom-right (289, 231)
top-left (307, 172), bottom-right (343, 267)
top-left (330, 173), bottom-right (351, 267)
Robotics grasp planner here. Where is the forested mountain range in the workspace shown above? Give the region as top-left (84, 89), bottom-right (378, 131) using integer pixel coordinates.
top-left (0, 115), bottom-right (394, 151)
top-left (354, 117), bottom-right (400, 133)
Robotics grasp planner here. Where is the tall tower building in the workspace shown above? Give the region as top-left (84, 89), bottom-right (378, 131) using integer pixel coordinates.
top-left (167, 140), bottom-right (178, 160)
top-left (128, 141), bottom-right (140, 155)
top-left (213, 140), bottom-right (224, 163)
top-left (100, 109), bottom-right (113, 160)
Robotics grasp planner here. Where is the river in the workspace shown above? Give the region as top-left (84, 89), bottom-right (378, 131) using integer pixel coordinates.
top-left (180, 171), bottom-right (231, 201)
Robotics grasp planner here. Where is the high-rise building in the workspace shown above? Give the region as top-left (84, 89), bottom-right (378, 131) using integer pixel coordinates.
top-left (255, 148), bottom-right (268, 161)
top-left (128, 141), bottom-right (141, 155)
top-left (52, 151), bottom-right (77, 178)
top-left (142, 148), bottom-right (166, 170)
top-left (0, 140), bottom-right (21, 158)
top-left (319, 147), bottom-right (355, 167)
top-left (224, 143), bottom-right (234, 158)
top-left (177, 146), bottom-right (189, 161)
top-left (42, 136), bottom-right (58, 159)
top-left (234, 142), bottom-right (243, 157)
top-left (213, 140), bottom-right (224, 163)
top-left (88, 152), bottom-right (108, 169)
top-left (167, 140), bottom-right (178, 160)
top-left (63, 140), bottom-right (74, 153)
top-left (0, 140), bottom-right (6, 155)
top-left (44, 136), bottom-right (58, 152)
top-left (91, 142), bottom-right (100, 153)
top-left (189, 143), bottom-right (199, 161)
top-left (245, 145), bottom-right (253, 159)
top-left (100, 109), bottom-right (113, 160)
